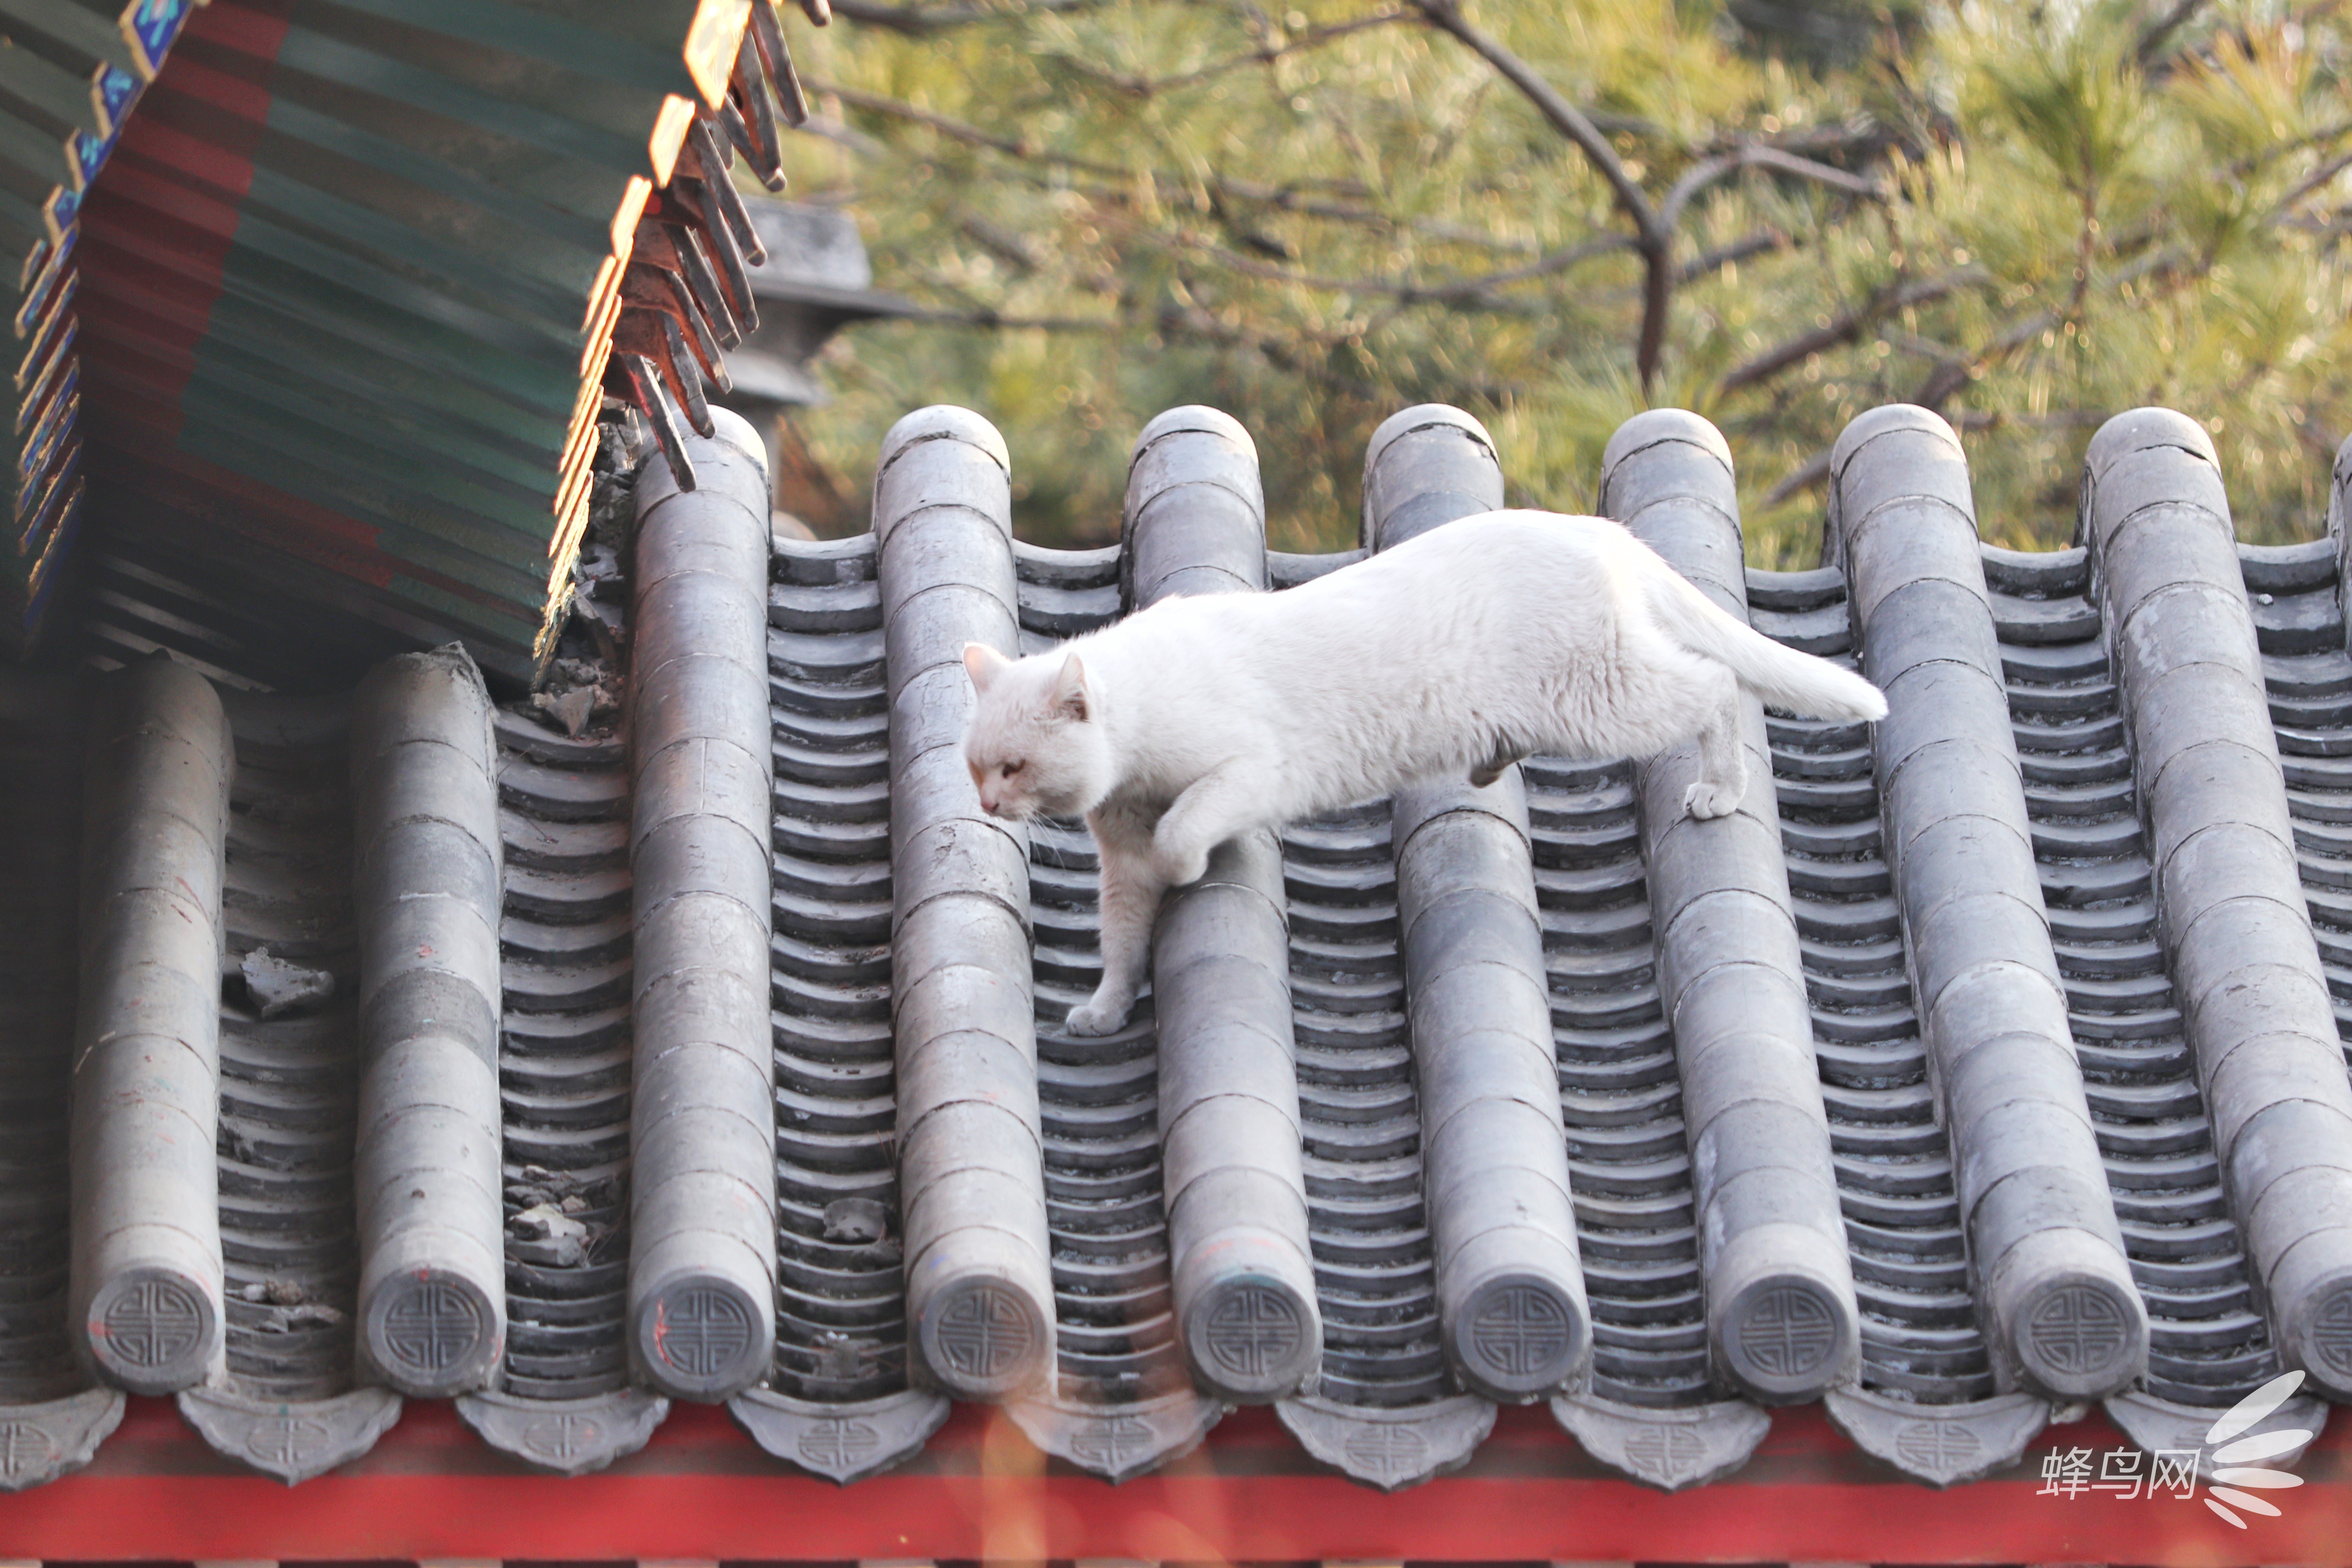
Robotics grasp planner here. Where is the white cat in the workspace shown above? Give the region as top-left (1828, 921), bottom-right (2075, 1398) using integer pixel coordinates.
top-left (961, 509), bottom-right (1887, 1037)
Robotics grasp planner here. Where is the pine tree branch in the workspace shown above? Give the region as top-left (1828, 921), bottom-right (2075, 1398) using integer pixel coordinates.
top-left (1759, 297), bottom-right (2097, 507)
top-left (818, 79), bottom-right (1376, 201)
top-left (1679, 228), bottom-right (1791, 281)
top-left (1908, 309), bottom-right (2060, 412)
top-left (2135, 0), bottom-right (2210, 66)
top-left (815, 78), bottom-right (1573, 255)
top-left (887, 305), bottom-right (1125, 330)
top-left (1946, 409), bottom-right (2113, 431)
top-left (1068, 9), bottom-right (1411, 98)
top-left (1718, 267), bottom-right (1985, 397)
top-left (1398, 3), bottom-right (1861, 395)
top-left (2280, 139), bottom-right (2352, 214)
top-left (1127, 224), bottom-right (1635, 305)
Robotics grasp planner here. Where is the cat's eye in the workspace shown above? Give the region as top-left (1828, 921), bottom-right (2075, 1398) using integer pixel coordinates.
top-left (1001, 761), bottom-right (1025, 778)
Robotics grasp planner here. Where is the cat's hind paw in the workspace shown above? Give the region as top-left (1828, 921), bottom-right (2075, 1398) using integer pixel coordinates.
top-left (1152, 845), bottom-right (1211, 888)
top-left (1683, 778), bottom-right (1744, 820)
top-left (1064, 996), bottom-right (1131, 1037)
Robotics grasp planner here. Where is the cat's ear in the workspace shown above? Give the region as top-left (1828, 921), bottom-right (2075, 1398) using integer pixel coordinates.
top-left (1052, 654), bottom-right (1090, 722)
top-left (963, 642), bottom-right (1010, 693)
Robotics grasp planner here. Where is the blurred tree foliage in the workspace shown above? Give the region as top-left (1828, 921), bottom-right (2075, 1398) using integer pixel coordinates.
top-left (770, 0), bottom-right (2352, 562)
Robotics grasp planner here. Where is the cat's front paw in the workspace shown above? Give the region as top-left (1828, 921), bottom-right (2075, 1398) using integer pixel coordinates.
top-left (1065, 995), bottom-right (1131, 1036)
top-left (1683, 778), bottom-right (1744, 820)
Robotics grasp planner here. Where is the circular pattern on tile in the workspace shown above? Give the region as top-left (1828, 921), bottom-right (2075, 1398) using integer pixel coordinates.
top-left (1722, 1276), bottom-right (1850, 1396)
top-left (635, 1276), bottom-right (765, 1398)
top-left (1452, 1275), bottom-right (1583, 1397)
top-left (1189, 1276), bottom-right (1313, 1395)
top-left (1620, 1422), bottom-right (1710, 1488)
top-left (2306, 1285), bottom-right (2352, 1380)
top-left (1069, 1413), bottom-right (1157, 1476)
top-left (797, 1417), bottom-right (883, 1475)
top-left (367, 1271), bottom-right (497, 1392)
top-left (921, 1277), bottom-right (1043, 1396)
top-left (521, 1413), bottom-right (607, 1466)
top-left (1343, 1421), bottom-right (1430, 1484)
top-left (245, 1415), bottom-right (331, 1472)
top-left (382, 1280), bottom-right (483, 1371)
top-left (1895, 1418), bottom-right (1982, 1476)
top-left (88, 1268), bottom-right (214, 1393)
top-left (0, 1421), bottom-right (58, 1485)
top-left (2017, 1278), bottom-right (2139, 1394)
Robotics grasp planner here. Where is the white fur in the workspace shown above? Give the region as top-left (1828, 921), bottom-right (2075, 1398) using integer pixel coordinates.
top-left (961, 509), bottom-right (1887, 1036)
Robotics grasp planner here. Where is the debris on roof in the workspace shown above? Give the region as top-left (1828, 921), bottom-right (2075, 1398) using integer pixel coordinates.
top-left (0, 397), bottom-right (2346, 1498)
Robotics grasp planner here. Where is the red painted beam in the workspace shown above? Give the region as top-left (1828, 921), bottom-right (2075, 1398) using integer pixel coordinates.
top-left (0, 1398), bottom-right (2342, 1564)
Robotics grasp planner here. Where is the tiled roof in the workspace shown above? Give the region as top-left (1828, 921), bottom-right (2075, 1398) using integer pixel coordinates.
top-left (0, 396), bottom-right (2347, 1495)
top-left (10, 0), bottom-right (820, 679)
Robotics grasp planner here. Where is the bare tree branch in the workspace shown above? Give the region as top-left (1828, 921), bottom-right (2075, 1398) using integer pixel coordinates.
top-left (1660, 144), bottom-right (1887, 231)
top-left (1400, 2), bottom-right (1865, 394)
top-left (1722, 115), bottom-right (1893, 161)
top-left (1454, 234), bottom-right (1640, 296)
top-left (1408, 0), bottom-right (1678, 392)
top-left (828, 0), bottom-right (1105, 33)
top-left (1407, 3), bottom-right (1655, 229)
top-left (816, 79), bottom-right (1052, 160)
top-left (815, 79), bottom-right (1343, 196)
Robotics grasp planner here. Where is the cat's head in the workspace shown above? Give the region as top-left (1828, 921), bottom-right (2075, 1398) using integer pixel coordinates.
top-left (961, 643), bottom-right (1113, 821)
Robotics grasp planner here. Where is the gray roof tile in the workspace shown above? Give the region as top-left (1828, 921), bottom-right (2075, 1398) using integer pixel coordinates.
top-left (1370, 407), bottom-right (1588, 1408)
top-left (4, 396), bottom-right (2349, 1493)
top-left (875, 405), bottom-right (1055, 1405)
top-left (1610, 408), bottom-right (1859, 1408)
top-left (2087, 410), bottom-right (2352, 1402)
top-left (1834, 407), bottom-right (2147, 1406)
top-left (1124, 409), bottom-right (1316, 1421)
top-left (627, 409), bottom-right (780, 1407)
top-left (351, 646), bottom-right (507, 1400)
top-left (75, 654), bottom-right (233, 1398)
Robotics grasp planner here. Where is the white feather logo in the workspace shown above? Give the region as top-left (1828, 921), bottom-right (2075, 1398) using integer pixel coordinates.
top-left (2200, 1369), bottom-right (2313, 1529)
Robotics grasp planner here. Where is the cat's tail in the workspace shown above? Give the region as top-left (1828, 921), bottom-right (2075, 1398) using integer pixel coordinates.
top-left (1646, 568), bottom-right (1889, 721)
